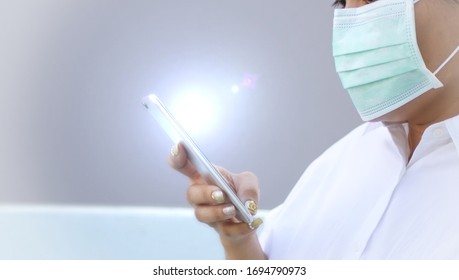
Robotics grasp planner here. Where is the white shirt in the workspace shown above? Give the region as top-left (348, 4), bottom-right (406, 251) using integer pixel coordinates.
top-left (259, 115), bottom-right (459, 259)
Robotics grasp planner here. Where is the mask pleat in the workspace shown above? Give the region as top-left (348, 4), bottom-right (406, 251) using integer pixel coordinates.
top-left (338, 57), bottom-right (418, 89)
top-left (333, 15), bottom-right (407, 56)
top-left (348, 71), bottom-right (435, 118)
top-left (334, 43), bottom-right (411, 72)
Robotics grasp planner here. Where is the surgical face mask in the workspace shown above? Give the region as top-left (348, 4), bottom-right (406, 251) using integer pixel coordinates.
top-left (333, 0), bottom-right (459, 121)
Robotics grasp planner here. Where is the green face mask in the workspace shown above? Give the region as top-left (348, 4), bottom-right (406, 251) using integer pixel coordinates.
top-left (333, 0), bottom-right (459, 121)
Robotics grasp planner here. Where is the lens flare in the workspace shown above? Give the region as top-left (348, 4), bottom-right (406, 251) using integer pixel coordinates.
top-left (171, 91), bottom-right (217, 137)
top-left (231, 85), bottom-right (240, 93)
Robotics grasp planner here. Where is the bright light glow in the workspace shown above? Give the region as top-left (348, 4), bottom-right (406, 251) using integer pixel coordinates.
top-left (231, 85), bottom-right (240, 93)
top-left (171, 91), bottom-right (217, 137)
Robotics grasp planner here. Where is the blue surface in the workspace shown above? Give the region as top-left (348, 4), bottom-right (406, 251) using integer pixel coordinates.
top-left (0, 205), bottom-right (225, 260)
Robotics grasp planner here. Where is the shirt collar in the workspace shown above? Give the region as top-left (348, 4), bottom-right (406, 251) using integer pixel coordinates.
top-left (362, 114), bottom-right (459, 151)
top-left (445, 114), bottom-right (459, 152)
top-left (362, 121), bottom-right (384, 135)
top-left (362, 121), bottom-right (405, 135)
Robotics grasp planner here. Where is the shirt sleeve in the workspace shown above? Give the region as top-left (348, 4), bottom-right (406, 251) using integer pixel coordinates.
top-left (257, 204), bottom-right (284, 258)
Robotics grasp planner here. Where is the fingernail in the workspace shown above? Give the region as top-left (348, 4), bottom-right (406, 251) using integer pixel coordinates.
top-left (245, 200), bottom-right (258, 215)
top-left (222, 205), bottom-right (236, 216)
top-left (170, 144), bottom-right (179, 157)
top-left (211, 190), bottom-right (225, 203)
top-left (249, 217), bottom-right (263, 230)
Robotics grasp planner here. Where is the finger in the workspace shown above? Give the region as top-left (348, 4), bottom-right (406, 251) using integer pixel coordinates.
top-left (168, 142), bottom-right (201, 181)
top-left (220, 170), bottom-right (260, 208)
top-left (245, 200), bottom-right (258, 216)
top-left (187, 184), bottom-right (228, 205)
top-left (194, 204), bottom-right (237, 224)
top-left (215, 217), bottom-right (264, 237)
top-left (214, 168), bottom-right (260, 216)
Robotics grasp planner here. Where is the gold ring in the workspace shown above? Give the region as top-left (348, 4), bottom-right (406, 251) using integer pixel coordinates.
top-left (245, 200), bottom-right (258, 215)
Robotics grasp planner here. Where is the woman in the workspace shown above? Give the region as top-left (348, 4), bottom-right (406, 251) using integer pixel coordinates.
top-left (170, 0), bottom-right (459, 259)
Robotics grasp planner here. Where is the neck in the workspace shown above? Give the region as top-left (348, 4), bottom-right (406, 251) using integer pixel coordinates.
top-left (406, 80), bottom-right (459, 159)
top-left (406, 55), bottom-right (459, 158)
top-left (407, 123), bottom-right (427, 160)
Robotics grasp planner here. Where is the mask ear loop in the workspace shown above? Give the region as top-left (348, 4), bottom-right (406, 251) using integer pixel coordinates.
top-left (433, 45), bottom-right (459, 75)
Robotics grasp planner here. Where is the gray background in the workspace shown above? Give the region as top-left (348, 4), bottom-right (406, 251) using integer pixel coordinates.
top-left (0, 0), bottom-right (361, 209)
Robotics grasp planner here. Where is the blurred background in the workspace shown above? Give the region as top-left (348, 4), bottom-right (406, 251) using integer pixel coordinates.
top-left (0, 0), bottom-right (361, 210)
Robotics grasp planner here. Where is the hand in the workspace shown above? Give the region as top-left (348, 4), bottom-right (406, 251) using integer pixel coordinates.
top-left (168, 142), bottom-right (263, 241)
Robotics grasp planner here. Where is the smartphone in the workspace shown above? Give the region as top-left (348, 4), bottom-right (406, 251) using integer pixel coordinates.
top-left (142, 94), bottom-right (254, 226)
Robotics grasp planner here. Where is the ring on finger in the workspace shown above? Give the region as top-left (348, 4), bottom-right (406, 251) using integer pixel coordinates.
top-left (245, 200), bottom-right (258, 215)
